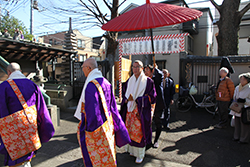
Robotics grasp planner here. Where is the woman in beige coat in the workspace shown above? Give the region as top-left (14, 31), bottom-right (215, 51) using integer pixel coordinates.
top-left (230, 73), bottom-right (250, 144)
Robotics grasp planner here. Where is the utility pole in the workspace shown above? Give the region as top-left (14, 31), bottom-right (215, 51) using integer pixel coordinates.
top-left (30, 0), bottom-right (40, 35)
top-left (0, 1), bottom-right (2, 28)
top-left (30, 0), bottom-right (33, 35)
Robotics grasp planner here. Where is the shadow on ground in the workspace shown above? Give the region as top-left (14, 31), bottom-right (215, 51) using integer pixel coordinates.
top-left (160, 106), bottom-right (250, 167)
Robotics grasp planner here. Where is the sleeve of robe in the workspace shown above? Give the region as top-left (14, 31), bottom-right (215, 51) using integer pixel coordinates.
top-left (0, 82), bottom-right (9, 153)
top-left (120, 80), bottom-right (129, 122)
top-left (36, 85), bottom-right (55, 143)
top-left (136, 78), bottom-right (157, 122)
top-left (109, 84), bottom-right (131, 147)
top-left (0, 82), bottom-right (55, 153)
top-left (154, 68), bottom-right (163, 87)
top-left (136, 78), bottom-right (157, 145)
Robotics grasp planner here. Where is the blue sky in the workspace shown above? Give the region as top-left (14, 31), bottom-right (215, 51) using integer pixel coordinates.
top-left (1, 0), bottom-right (227, 38)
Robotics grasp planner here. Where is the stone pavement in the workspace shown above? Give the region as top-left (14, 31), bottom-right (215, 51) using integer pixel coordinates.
top-left (1, 106), bottom-right (250, 167)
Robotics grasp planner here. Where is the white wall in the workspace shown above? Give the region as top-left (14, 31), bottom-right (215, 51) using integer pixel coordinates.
top-left (155, 53), bottom-right (180, 84)
top-left (230, 63), bottom-right (250, 85)
top-left (192, 11), bottom-right (213, 56)
top-left (239, 38), bottom-right (250, 55)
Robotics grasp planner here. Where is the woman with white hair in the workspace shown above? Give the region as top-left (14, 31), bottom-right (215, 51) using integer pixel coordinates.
top-left (215, 67), bottom-right (235, 129)
top-left (230, 73), bottom-right (250, 144)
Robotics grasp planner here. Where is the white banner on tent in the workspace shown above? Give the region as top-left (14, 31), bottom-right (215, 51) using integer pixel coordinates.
top-left (117, 33), bottom-right (189, 101)
top-left (118, 33), bottom-right (189, 56)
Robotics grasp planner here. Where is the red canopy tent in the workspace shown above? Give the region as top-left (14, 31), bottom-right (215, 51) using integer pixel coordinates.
top-left (102, 0), bottom-right (203, 100)
top-left (102, 0), bottom-right (203, 62)
top-left (102, 0), bottom-right (203, 31)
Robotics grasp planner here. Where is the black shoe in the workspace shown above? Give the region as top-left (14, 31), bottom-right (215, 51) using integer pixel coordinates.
top-left (146, 143), bottom-right (153, 150)
top-left (214, 124), bottom-right (227, 129)
top-left (232, 138), bottom-right (239, 142)
top-left (163, 126), bottom-right (170, 131)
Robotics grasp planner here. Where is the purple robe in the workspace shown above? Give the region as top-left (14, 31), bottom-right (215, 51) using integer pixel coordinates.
top-left (78, 77), bottom-right (131, 167)
top-left (120, 77), bottom-right (157, 148)
top-left (0, 79), bottom-right (55, 166)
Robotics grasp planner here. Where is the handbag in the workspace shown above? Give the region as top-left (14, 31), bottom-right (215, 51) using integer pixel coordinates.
top-left (0, 79), bottom-right (41, 161)
top-left (229, 102), bottom-right (244, 113)
top-left (77, 79), bottom-right (116, 167)
top-left (241, 107), bottom-right (250, 124)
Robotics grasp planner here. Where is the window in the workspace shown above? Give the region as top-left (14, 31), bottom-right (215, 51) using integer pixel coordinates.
top-left (49, 39), bottom-right (53, 45)
top-left (54, 39), bottom-right (57, 45)
top-left (155, 60), bottom-right (166, 70)
top-left (77, 40), bottom-right (82, 48)
top-left (188, 36), bottom-right (194, 53)
top-left (77, 39), bottom-right (85, 48)
top-left (82, 40), bottom-right (85, 48)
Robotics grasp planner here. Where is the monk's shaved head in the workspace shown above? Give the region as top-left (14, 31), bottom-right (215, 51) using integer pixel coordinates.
top-left (82, 58), bottom-right (98, 77)
top-left (7, 62), bottom-right (21, 72)
top-left (84, 58), bottom-right (98, 69)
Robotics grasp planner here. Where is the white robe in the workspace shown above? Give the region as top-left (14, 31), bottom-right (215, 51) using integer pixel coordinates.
top-left (74, 68), bottom-right (102, 120)
top-left (124, 71), bottom-right (148, 159)
top-left (125, 72), bottom-right (147, 112)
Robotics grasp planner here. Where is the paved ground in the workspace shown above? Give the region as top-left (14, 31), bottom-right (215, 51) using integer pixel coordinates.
top-left (1, 105), bottom-right (250, 167)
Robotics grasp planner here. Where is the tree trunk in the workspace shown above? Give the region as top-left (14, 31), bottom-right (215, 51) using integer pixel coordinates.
top-left (106, 35), bottom-right (118, 92)
top-left (106, 0), bottom-right (119, 91)
top-left (216, 0), bottom-right (241, 56)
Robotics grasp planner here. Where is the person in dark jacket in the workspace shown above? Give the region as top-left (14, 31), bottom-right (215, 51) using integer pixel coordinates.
top-left (162, 69), bottom-right (175, 130)
top-left (13, 28), bottom-right (21, 40)
top-left (144, 64), bottom-right (165, 148)
top-left (215, 67), bottom-right (235, 129)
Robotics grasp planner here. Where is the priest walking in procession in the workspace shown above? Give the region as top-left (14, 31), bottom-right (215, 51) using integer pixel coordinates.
top-left (120, 60), bottom-right (157, 164)
top-left (0, 63), bottom-right (55, 167)
top-left (74, 58), bottom-right (131, 167)
top-left (144, 64), bottom-right (165, 148)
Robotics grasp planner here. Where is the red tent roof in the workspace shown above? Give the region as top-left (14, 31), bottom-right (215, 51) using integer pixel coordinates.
top-left (102, 0), bottom-right (203, 32)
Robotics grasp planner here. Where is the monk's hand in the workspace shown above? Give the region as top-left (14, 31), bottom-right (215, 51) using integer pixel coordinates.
top-left (128, 94), bottom-right (134, 101)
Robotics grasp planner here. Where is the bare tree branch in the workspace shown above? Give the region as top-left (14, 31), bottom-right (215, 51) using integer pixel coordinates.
top-left (238, 3), bottom-right (250, 19)
top-left (117, 0), bottom-right (127, 9)
top-left (210, 0), bottom-right (220, 11)
top-left (91, 0), bottom-right (109, 23)
top-left (80, 0), bottom-right (104, 24)
top-left (103, 0), bottom-right (112, 11)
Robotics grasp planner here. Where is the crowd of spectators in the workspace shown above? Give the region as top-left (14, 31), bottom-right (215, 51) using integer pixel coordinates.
top-left (0, 28), bottom-right (24, 40)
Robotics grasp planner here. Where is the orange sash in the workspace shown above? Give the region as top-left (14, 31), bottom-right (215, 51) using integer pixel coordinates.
top-left (0, 79), bottom-right (41, 161)
top-left (125, 107), bottom-right (143, 143)
top-left (77, 79), bottom-right (116, 167)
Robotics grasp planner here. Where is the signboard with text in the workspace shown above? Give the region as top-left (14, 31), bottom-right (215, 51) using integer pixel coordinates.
top-left (117, 33), bottom-right (189, 100)
top-left (118, 33), bottom-right (189, 56)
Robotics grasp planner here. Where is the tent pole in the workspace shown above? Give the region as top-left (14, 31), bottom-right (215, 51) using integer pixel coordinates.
top-left (150, 28), bottom-right (155, 66)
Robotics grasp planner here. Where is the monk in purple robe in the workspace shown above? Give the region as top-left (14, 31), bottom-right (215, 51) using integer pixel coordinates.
top-left (120, 60), bottom-right (156, 164)
top-left (0, 63), bottom-right (55, 167)
top-left (74, 58), bottom-right (130, 167)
